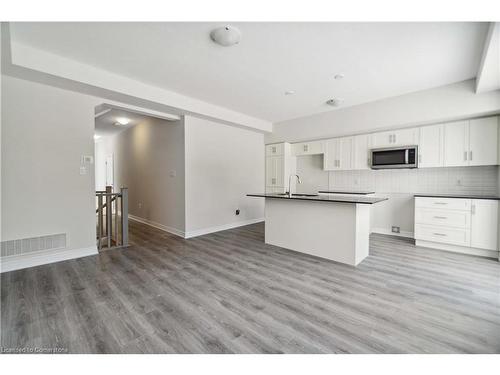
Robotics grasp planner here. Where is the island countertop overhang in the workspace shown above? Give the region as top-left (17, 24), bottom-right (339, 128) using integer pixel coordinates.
top-left (247, 193), bottom-right (388, 204)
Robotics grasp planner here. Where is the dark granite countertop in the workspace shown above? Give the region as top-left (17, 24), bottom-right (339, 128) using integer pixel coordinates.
top-left (414, 193), bottom-right (500, 200)
top-left (247, 193), bottom-right (388, 204)
top-left (318, 190), bottom-right (375, 195)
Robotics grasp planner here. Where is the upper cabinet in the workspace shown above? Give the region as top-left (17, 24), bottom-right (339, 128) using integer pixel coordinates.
top-left (266, 143), bottom-right (284, 156)
top-left (419, 124), bottom-right (444, 168)
top-left (468, 117), bottom-right (498, 166)
top-left (324, 137), bottom-right (353, 170)
top-left (444, 117), bottom-right (499, 167)
top-left (353, 134), bottom-right (370, 170)
top-left (291, 140), bottom-right (324, 156)
top-left (370, 128), bottom-right (419, 148)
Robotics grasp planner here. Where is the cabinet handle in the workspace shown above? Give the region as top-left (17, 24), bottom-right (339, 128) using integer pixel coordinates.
top-left (434, 202), bottom-right (448, 205)
top-left (433, 233), bottom-right (447, 237)
top-left (303, 145), bottom-right (308, 152)
top-left (393, 134), bottom-right (396, 143)
top-left (464, 151), bottom-right (467, 161)
top-left (271, 178), bottom-right (276, 185)
top-left (433, 216), bottom-right (447, 219)
top-left (471, 204), bottom-right (475, 215)
top-left (419, 154), bottom-right (422, 163)
top-left (469, 151), bottom-right (472, 161)
top-left (272, 146), bottom-right (276, 153)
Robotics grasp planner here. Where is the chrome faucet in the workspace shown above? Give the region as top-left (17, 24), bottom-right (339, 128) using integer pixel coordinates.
top-left (288, 174), bottom-right (302, 197)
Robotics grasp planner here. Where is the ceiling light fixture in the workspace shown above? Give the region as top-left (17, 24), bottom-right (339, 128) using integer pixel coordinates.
top-left (334, 74), bottom-right (345, 80)
top-left (210, 25), bottom-right (241, 47)
top-left (326, 98), bottom-right (344, 107)
top-left (285, 91), bottom-right (295, 95)
top-left (115, 117), bottom-right (130, 126)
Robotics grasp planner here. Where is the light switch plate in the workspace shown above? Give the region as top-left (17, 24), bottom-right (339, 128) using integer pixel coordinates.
top-left (81, 155), bottom-right (94, 164)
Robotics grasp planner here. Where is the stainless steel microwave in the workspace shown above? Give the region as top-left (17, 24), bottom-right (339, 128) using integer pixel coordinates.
top-left (370, 146), bottom-right (418, 169)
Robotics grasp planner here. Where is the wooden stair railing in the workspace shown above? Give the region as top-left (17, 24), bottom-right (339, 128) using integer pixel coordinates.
top-left (96, 186), bottom-right (128, 250)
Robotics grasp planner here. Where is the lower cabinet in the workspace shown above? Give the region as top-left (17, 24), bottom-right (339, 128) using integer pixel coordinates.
top-left (415, 197), bottom-right (499, 256)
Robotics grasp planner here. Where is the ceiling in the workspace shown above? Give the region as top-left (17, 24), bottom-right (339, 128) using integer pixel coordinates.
top-left (10, 22), bottom-right (489, 123)
top-left (94, 108), bottom-right (153, 138)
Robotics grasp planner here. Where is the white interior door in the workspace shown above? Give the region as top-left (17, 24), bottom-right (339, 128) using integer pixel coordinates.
top-left (105, 154), bottom-right (114, 189)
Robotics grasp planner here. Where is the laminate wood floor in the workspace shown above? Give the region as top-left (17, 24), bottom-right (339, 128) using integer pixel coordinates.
top-left (2, 221), bottom-right (500, 353)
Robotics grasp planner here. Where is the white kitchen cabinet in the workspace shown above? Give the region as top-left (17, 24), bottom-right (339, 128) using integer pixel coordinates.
top-left (265, 142), bottom-right (295, 193)
top-left (323, 137), bottom-right (353, 170)
top-left (291, 140), bottom-right (324, 156)
top-left (265, 155), bottom-right (284, 188)
top-left (266, 143), bottom-right (284, 156)
top-left (353, 134), bottom-right (370, 170)
top-left (443, 117), bottom-right (499, 167)
top-left (468, 117), bottom-right (498, 166)
top-left (370, 128), bottom-right (419, 148)
top-left (471, 199), bottom-right (499, 250)
top-left (418, 124), bottom-right (444, 168)
top-left (443, 121), bottom-right (469, 167)
top-left (415, 196), bottom-right (499, 257)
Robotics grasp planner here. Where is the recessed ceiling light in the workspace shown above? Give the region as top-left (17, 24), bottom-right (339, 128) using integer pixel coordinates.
top-left (210, 25), bottom-right (241, 47)
top-left (326, 98), bottom-right (344, 107)
top-left (334, 74), bottom-right (345, 80)
top-left (115, 117), bottom-right (130, 126)
top-left (285, 91), bottom-right (295, 95)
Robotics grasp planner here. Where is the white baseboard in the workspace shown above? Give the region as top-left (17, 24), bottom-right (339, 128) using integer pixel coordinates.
top-left (416, 240), bottom-right (499, 259)
top-left (371, 227), bottom-right (414, 239)
top-left (128, 214), bottom-right (186, 238)
top-left (184, 218), bottom-right (265, 239)
top-left (0, 246), bottom-right (98, 273)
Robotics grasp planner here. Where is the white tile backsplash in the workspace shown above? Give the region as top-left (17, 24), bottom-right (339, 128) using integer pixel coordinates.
top-left (295, 157), bottom-right (499, 196)
top-left (324, 166), bottom-right (499, 196)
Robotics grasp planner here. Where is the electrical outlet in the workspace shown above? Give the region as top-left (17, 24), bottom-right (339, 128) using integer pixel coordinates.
top-left (235, 209), bottom-right (240, 216)
top-left (138, 203), bottom-right (142, 209)
top-left (391, 226), bottom-right (400, 234)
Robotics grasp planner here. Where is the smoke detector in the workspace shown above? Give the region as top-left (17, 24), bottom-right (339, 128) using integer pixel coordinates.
top-left (210, 25), bottom-right (241, 47)
top-left (326, 98), bottom-right (344, 107)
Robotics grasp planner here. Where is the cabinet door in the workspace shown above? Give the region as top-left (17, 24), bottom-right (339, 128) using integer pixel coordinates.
top-left (292, 141), bottom-right (324, 156)
top-left (323, 138), bottom-right (339, 170)
top-left (419, 124), bottom-right (444, 168)
top-left (266, 143), bottom-right (284, 156)
top-left (266, 156), bottom-right (284, 187)
top-left (469, 117), bottom-right (498, 166)
top-left (392, 128), bottom-right (419, 146)
top-left (353, 134), bottom-right (370, 170)
top-left (443, 121), bottom-right (469, 167)
top-left (370, 131), bottom-right (394, 148)
top-left (471, 200), bottom-right (499, 250)
top-left (338, 137), bottom-right (353, 170)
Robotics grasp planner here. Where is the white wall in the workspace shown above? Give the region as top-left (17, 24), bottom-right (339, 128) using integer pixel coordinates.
top-left (267, 80), bottom-right (500, 144)
top-left (184, 115), bottom-right (265, 236)
top-left (1, 75), bottom-right (98, 252)
top-left (96, 117), bottom-right (186, 234)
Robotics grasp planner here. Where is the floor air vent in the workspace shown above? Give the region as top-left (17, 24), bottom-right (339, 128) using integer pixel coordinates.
top-left (1, 233), bottom-right (67, 257)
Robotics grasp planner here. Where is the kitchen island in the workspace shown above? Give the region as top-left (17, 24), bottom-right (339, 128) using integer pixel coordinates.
top-left (247, 193), bottom-right (388, 266)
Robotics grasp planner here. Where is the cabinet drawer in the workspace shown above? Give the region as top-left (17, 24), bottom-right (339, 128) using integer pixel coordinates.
top-left (415, 208), bottom-right (471, 229)
top-left (415, 224), bottom-right (470, 246)
top-left (415, 197), bottom-right (471, 211)
top-left (266, 143), bottom-right (284, 156)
